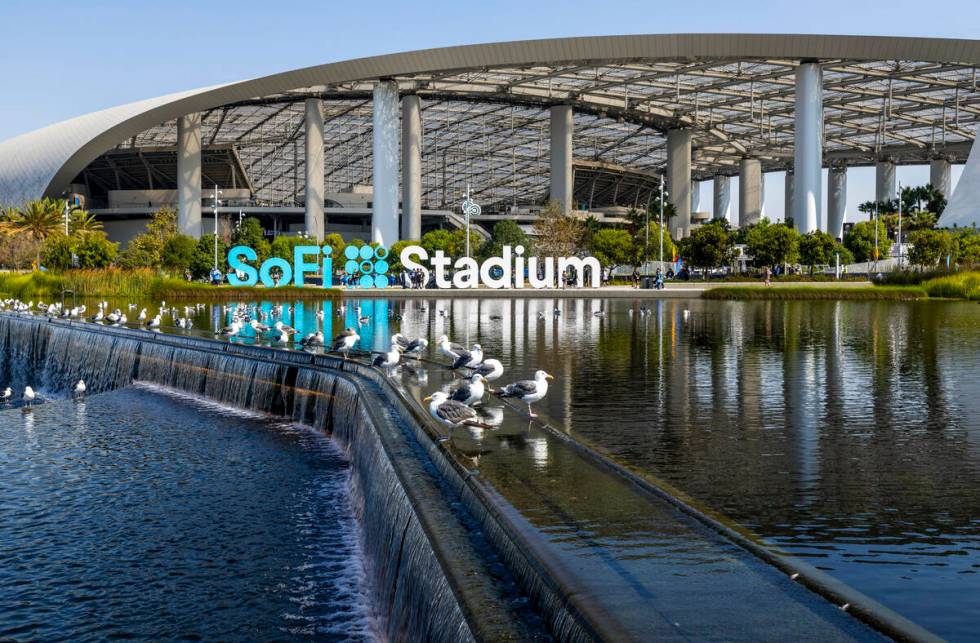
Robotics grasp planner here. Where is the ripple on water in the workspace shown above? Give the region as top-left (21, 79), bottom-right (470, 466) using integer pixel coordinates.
top-left (0, 384), bottom-right (378, 641)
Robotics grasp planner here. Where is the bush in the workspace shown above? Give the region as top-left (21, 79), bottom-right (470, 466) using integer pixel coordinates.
top-left (907, 229), bottom-right (956, 269)
top-left (745, 219), bottom-right (799, 269)
top-left (798, 230), bottom-right (836, 273)
top-left (589, 228), bottom-right (635, 268)
top-left (74, 233), bottom-right (117, 268)
top-left (921, 271), bottom-right (980, 300)
top-left (231, 217), bottom-right (265, 248)
top-left (678, 221), bottom-right (734, 273)
top-left (162, 234), bottom-right (197, 271)
top-left (190, 234), bottom-right (227, 279)
top-left (844, 219), bottom-right (888, 263)
top-left (41, 235), bottom-right (75, 270)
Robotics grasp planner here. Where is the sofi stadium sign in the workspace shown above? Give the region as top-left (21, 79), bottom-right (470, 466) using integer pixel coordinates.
top-left (227, 244), bottom-right (601, 289)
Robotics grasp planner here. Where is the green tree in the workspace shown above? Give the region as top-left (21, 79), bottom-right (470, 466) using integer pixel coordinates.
top-left (798, 230), bottom-right (837, 274)
top-left (678, 221), bottom-right (734, 275)
top-left (744, 219), bottom-right (800, 270)
top-left (232, 216), bottom-right (265, 247)
top-left (190, 234), bottom-right (227, 279)
top-left (119, 206), bottom-right (179, 268)
top-left (161, 234), bottom-right (197, 271)
top-left (589, 229), bottom-right (635, 268)
top-left (420, 229), bottom-right (455, 257)
top-left (954, 229), bottom-right (980, 265)
top-left (907, 229), bottom-right (956, 269)
top-left (449, 228), bottom-right (484, 258)
top-left (481, 219), bottom-right (530, 259)
top-left (633, 221), bottom-right (677, 264)
top-left (269, 235), bottom-right (310, 262)
top-left (387, 239), bottom-right (417, 272)
top-left (41, 235), bottom-right (75, 270)
top-left (322, 233), bottom-right (346, 263)
top-left (11, 198), bottom-right (64, 266)
top-left (146, 206), bottom-right (177, 241)
top-left (74, 233), bottom-right (117, 268)
top-left (844, 219), bottom-right (888, 263)
top-left (69, 210), bottom-right (104, 236)
top-left (832, 241), bottom-right (854, 266)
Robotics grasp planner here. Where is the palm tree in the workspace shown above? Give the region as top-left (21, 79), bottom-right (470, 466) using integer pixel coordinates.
top-left (70, 209), bottom-right (103, 236)
top-left (12, 198), bottom-right (64, 267)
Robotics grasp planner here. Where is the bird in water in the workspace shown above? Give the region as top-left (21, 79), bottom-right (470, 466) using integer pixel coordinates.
top-left (1, 387), bottom-right (11, 405)
top-left (423, 391), bottom-right (493, 436)
top-left (450, 373), bottom-right (486, 406)
top-left (330, 328), bottom-right (359, 360)
top-left (74, 380), bottom-right (86, 399)
top-left (451, 343), bottom-right (484, 371)
top-left (471, 359), bottom-right (504, 391)
top-left (498, 370), bottom-right (553, 418)
top-left (23, 386), bottom-right (36, 408)
top-left (219, 320), bottom-right (242, 337)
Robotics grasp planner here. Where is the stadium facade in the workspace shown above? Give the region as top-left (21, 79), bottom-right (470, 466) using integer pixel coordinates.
top-left (1, 33), bottom-right (979, 246)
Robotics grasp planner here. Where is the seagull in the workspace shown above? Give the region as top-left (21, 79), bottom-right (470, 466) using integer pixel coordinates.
top-left (498, 370), bottom-right (553, 418)
top-left (372, 343), bottom-right (401, 375)
top-left (423, 391), bottom-right (492, 433)
top-left (23, 386), bottom-right (36, 408)
top-left (147, 314), bottom-right (161, 329)
top-left (330, 328), bottom-right (359, 359)
top-left (472, 359), bottom-right (504, 390)
top-left (450, 373), bottom-right (486, 406)
top-left (249, 319), bottom-right (270, 333)
top-left (137, 308), bottom-right (147, 322)
top-left (219, 320), bottom-right (242, 337)
top-left (74, 380), bottom-right (86, 399)
top-left (300, 331), bottom-right (325, 347)
top-left (451, 343), bottom-right (484, 371)
top-left (438, 335), bottom-right (464, 361)
top-left (1, 387), bottom-right (11, 405)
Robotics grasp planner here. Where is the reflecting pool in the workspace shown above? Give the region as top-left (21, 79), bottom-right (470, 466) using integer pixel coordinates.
top-left (0, 385), bottom-right (376, 641)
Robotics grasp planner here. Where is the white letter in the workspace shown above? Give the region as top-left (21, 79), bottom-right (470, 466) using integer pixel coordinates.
top-left (527, 256), bottom-right (554, 288)
top-left (557, 256), bottom-right (601, 288)
top-left (514, 245), bottom-right (525, 288)
top-left (479, 245), bottom-right (511, 288)
top-left (400, 245), bottom-right (429, 284)
top-left (453, 257), bottom-right (480, 288)
top-left (432, 250), bottom-right (452, 289)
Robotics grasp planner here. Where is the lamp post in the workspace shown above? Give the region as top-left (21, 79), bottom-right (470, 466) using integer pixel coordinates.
top-left (897, 181), bottom-right (903, 270)
top-left (873, 201), bottom-right (879, 274)
top-left (212, 184), bottom-right (222, 270)
top-left (658, 177), bottom-right (667, 268)
top-left (63, 199), bottom-right (71, 235)
top-left (461, 184), bottom-right (481, 260)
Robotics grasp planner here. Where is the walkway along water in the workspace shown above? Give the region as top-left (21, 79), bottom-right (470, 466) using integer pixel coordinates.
top-left (0, 313), bottom-right (941, 642)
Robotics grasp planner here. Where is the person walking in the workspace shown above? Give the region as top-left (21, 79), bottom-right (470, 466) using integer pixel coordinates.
top-left (631, 267), bottom-right (641, 289)
top-left (764, 266), bottom-right (771, 287)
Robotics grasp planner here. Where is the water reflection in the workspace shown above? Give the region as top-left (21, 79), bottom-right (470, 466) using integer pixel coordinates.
top-left (61, 294), bottom-right (979, 638)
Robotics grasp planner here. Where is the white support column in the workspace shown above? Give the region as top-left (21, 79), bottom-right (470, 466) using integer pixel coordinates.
top-left (739, 158), bottom-right (762, 227)
top-left (177, 113), bottom-right (202, 238)
top-left (372, 80), bottom-right (400, 246)
top-left (930, 158), bottom-right (952, 197)
top-left (549, 105), bottom-right (573, 213)
top-left (793, 61), bottom-right (823, 233)
top-left (304, 98), bottom-right (325, 241)
top-left (690, 180), bottom-right (701, 214)
top-left (667, 129), bottom-right (692, 238)
top-left (828, 165), bottom-right (847, 240)
top-left (713, 175), bottom-right (731, 221)
top-left (784, 170), bottom-right (794, 225)
top-left (401, 95), bottom-right (422, 240)
top-left (876, 159), bottom-right (897, 203)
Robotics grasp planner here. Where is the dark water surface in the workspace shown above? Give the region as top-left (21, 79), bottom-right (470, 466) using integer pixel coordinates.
top-left (39, 295), bottom-right (980, 639)
top-left (0, 385), bottom-right (375, 642)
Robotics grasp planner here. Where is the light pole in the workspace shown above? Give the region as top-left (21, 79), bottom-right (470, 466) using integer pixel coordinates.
top-left (873, 201), bottom-right (879, 274)
top-left (63, 199), bottom-right (71, 235)
top-left (461, 184), bottom-right (481, 260)
top-left (658, 177), bottom-right (666, 268)
top-left (897, 181), bottom-right (903, 270)
top-left (212, 184), bottom-right (222, 270)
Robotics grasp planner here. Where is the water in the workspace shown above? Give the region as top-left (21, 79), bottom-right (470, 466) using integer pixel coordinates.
top-left (12, 295), bottom-right (978, 639)
top-left (0, 385), bottom-right (376, 641)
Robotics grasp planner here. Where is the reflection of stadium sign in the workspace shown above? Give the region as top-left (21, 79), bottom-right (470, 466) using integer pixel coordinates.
top-left (226, 243), bottom-right (601, 289)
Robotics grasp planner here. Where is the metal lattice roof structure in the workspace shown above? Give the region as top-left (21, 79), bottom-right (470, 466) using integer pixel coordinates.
top-left (1, 33), bottom-right (979, 212)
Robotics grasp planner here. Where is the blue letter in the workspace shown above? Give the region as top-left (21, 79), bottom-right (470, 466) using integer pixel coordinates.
top-left (293, 245), bottom-right (320, 287)
top-left (227, 245), bottom-right (258, 286)
top-left (322, 246), bottom-right (333, 288)
top-left (260, 257), bottom-right (292, 288)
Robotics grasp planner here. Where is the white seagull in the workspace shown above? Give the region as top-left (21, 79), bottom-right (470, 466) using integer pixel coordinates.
top-left (330, 328), bottom-right (360, 359)
top-left (450, 373), bottom-right (486, 406)
top-left (423, 391), bottom-right (492, 433)
top-left (498, 370), bottom-right (554, 418)
top-left (74, 380), bottom-right (86, 399)
top-left (23, 386), bottom-right (36, 408)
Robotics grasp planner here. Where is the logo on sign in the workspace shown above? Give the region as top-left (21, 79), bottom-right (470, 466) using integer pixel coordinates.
top-left (344, 245), bottom-right (390, 289)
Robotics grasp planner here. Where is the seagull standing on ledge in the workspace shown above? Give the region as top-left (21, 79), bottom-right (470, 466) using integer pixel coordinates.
top-left (451, 343), bottom-right (484, 371)
top-left (74, 380), bottom-right (86, 399)
top-left (372, 341), bottom-right (401, 375)
top-left (331, 328), bottom-right (360, 360)
top-left (23, 386), bottom-right (36, 408)
top-left (472, 359), bottom-right (504, 391)
top-left (498, 370), bottom-right (553, 418)
top-left (423, 392), bottom-right (492, 433)
top-left (1, 388), bottom-right (11, 405)
top-left (450, 373), bottom-right (486, 406)
top-left (438, 335), bottom-right (464, 361)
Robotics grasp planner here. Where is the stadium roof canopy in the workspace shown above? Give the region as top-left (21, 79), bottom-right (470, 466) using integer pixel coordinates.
top-left (1, 33), bottom-right (979, 215)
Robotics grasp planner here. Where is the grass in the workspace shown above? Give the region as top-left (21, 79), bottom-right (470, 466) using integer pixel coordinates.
top-left (0, 269), bottom-right (342, 301)
top-left (703, 285), bottom-right (927, 301)
top-left (921, 272), bottom-right (980, 300)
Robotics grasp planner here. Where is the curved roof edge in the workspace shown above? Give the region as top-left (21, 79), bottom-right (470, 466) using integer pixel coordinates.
top-left (939, 123), bottom-right (980, 229)
top-left (3, 33), bottom-right (980, 205)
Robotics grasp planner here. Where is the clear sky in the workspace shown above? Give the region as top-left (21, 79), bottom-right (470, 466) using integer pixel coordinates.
top-left (1, 0), bottom-right (977, 221)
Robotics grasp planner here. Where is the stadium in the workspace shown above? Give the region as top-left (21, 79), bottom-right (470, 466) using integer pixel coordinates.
top-left (1, 33), bottom-right (979, 247)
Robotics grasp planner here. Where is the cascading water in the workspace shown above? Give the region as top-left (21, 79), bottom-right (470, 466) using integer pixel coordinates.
top-left (0, 315), bottom-right (552, 643)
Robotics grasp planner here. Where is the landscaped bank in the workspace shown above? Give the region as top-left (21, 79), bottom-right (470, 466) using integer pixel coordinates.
top-left (0, 269), bottom-right (341, 301)
top-left (704, 271), bottom-right (980, 301)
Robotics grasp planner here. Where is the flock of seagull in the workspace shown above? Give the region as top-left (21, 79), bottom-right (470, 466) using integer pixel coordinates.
top-left (0, 297), bottom-right (554, 429)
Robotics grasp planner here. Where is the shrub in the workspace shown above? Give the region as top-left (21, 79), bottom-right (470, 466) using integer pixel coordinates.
top-left (844, 219), bottom-right (888, 263)
top-left (161, 234), bottom-right (197, 271)
top-left (74, 233), bottom-right (117, 268)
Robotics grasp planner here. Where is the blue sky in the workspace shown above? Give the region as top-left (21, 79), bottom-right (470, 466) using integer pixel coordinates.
top-left (1, 0), bottom-right (976, 221)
